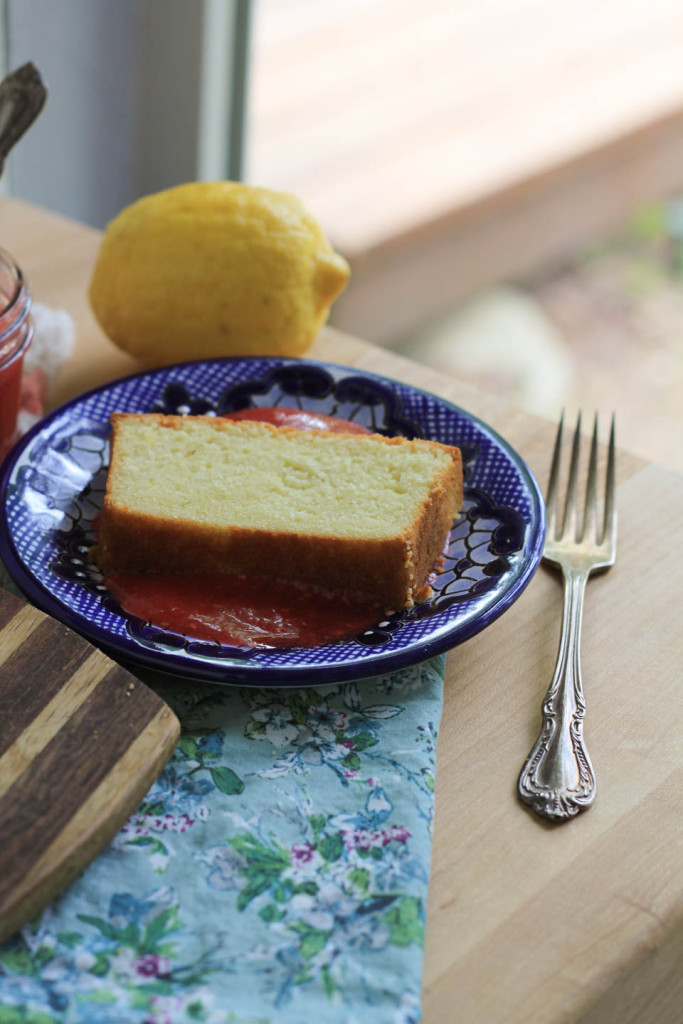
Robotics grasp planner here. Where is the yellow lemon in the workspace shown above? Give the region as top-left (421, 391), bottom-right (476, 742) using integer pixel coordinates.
top-left (88, 182), bottom-right (350, 365)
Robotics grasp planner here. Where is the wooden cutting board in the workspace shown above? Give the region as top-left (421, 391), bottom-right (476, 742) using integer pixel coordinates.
top-left (0, 587), bottom-right (180, 943)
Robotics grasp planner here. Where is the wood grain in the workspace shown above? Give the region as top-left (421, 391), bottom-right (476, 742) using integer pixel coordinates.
top-left (0, 588), bottom-right (180, 944)
top-left (1, 198), bottom-right (681, 1023)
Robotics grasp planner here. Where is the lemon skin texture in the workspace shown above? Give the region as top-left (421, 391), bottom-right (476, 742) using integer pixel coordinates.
top-left (88, 182), bottom-right (350, 366)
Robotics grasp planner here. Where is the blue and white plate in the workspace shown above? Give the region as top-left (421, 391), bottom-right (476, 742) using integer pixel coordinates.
top-left (0, 357), bottom-right (545, 686)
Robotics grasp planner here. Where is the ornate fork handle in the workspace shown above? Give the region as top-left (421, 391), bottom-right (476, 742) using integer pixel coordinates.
top-left (518, 566), bottom-right (596, 822)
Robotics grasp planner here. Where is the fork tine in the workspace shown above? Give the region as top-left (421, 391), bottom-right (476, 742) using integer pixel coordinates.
top-left (545, 412), bottom-right (564, 540)
top-left (562, 411), bottom-right (582, 540)
top-left (602, 414), bottom-right (617, 548)
top-left (581, 413), bottom-right (599, 541)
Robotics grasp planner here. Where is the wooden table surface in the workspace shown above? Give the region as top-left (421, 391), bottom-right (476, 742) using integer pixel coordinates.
top-left (2, 197), bottom-right (682, 1024)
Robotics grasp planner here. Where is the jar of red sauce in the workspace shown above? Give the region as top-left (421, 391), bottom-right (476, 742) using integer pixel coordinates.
top-left (0, 248), bottom-right (33, 462)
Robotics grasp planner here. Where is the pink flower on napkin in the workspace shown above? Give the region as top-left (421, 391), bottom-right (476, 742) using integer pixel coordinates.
top-left (134, 954), bottom-right (170, 978)
top-left (291, 841), bottom-right (316, 864)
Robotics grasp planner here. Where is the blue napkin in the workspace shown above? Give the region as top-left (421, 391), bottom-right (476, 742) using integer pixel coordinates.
top-left (0, 645), bottom-right (444, 1024)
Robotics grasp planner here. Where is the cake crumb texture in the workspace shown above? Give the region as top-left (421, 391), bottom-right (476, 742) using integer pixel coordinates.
top-left (93, 414), bottom-right (463, 609)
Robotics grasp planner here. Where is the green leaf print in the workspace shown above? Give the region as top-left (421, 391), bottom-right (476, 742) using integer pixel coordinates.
top-left (129, 990), bottom-right (156, 1013)
top-left (186, 1000), bottom-right (209, 1021)
top-left (118, 922), bottom-right (140, 946)
top-left (132, 979), bottom-right (174, 996)
top-left (299, 929), bottom-right (329, 960)
top-left (309, 813), bottom-right (326, 837)
top-left (237, 873), bottom-right (280, 912)
top-left (0, 948), bottom-right (38, 976)
top-left (210, 765), bottom-right (245, 795)
top-left (259, 903), bottom-right (286, 923)
top-left (141, 907), bottom-right (178, 953)
top-left (89, 952), bottom-right (111, 977)
top-left (127, 836), bottom-right (168, 863)
top-left (351, 732), bottom-right (379, 752)
top-left (349, 867), bottom-right (370, 892)
top-left (274, 880), bottom-right (298, 902)
top-left (244, 719), bottom-right (266, 739)
top-left (322, 964), bottom-right (337, 999)
top-left (318, 832), bottom-right (344, 862)
top-left (288, 695), bottom-right (312, 726)
top-left (295, 880), bottom-right (318, 896)
top-left (385, 895), bottom-right (424, 947)
top-left (177, 734), bottom-right (199, 758)
top-left (230, 834), bottom-right (290, 871)
top-left (76, 914), bottom-right (119, 941)
top-left (230, 831), bottom-right (292, 909)
top-left (81, 989), bottom-right (117, 1004)
top-left (138, 800), bottom-right (166, 817)
top-left (0, 1007), bottom-right (59, 1024)
top-left (33, 946), bottom-right (53, 970)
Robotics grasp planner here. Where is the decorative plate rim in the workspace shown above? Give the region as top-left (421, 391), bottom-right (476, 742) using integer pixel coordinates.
top-left (0, 356), bottom-right (546, 686)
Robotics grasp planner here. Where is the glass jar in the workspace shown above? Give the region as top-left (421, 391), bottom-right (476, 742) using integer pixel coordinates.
top-left (0, 248), bottom-right (34, 462)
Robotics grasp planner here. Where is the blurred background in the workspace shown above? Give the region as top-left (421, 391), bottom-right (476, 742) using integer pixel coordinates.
top-left (2, 0), bottom-right (683, 469)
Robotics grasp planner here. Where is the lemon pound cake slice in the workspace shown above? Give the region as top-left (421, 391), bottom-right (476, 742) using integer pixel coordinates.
top-left (92, 414), bottom-right (463, 610)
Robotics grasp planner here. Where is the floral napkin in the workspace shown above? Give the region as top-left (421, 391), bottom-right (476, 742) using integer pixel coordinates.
top-left (0, 651), bottom-right (445, 1024)
top-left (0, 310), bottom-right (446, 1023)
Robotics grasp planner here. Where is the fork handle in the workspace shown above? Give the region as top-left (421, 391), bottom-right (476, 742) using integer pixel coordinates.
top-left (518, 567), bottom-right (596, 822)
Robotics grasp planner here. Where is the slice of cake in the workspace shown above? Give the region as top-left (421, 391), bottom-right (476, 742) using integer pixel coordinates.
top-left (92, 413), bottom-right (463, 609)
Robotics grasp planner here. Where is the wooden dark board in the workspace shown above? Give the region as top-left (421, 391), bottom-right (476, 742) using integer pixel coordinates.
top-left (0, 587), bottom-right (180, 943)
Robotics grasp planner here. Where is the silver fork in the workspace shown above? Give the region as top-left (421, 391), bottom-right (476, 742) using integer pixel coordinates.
top-left (518, 412), bottom-right (617, 823)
